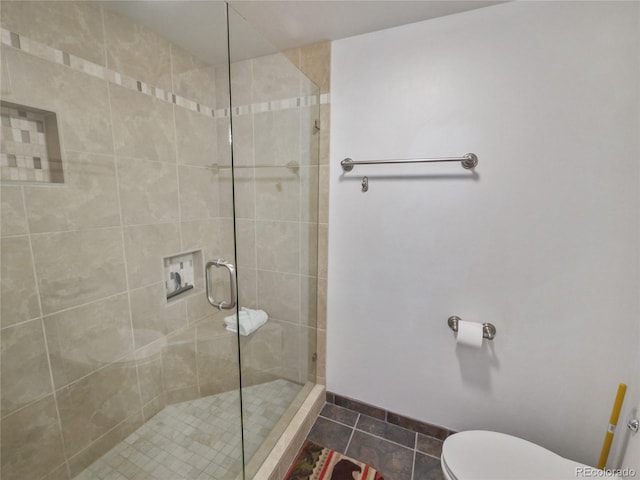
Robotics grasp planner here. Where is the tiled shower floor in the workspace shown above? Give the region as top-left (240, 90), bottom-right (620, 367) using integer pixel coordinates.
top-left (75, 379), bottom-right (301, 480)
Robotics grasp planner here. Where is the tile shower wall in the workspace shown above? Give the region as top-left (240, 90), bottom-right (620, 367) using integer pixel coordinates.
top-left (0, 3), bottom-right (327, 480)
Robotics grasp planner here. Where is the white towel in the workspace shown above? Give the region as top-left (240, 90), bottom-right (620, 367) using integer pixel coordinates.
top-left (224, 307), bottom-right (268, 336)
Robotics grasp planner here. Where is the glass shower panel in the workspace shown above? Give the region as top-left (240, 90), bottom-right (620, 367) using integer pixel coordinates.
top-left (226, 7), bottom-right (321, 477)
top-left (0, 2), bottom-right (246, 479)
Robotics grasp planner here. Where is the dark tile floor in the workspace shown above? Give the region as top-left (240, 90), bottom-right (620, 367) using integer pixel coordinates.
top-left (305, 403), bottom-right (445, 480)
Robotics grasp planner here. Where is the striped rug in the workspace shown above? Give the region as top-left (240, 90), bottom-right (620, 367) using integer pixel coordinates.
top-left (284, 440), bottom-right (385, 480)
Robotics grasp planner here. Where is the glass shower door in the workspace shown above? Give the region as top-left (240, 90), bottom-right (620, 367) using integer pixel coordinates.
top-left (226, 6), bottom-right (321, 477)
top-left (0, 1), bottom-right (247, 479)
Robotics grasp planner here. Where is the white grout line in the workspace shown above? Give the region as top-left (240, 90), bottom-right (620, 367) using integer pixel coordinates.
top-left (411, 432), bottom-right (418, 480)
top-left (344, 413), bottom-right (359, 453)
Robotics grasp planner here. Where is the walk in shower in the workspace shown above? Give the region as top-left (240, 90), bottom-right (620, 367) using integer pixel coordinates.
top-left (0, 2), bottom-right (321, 479)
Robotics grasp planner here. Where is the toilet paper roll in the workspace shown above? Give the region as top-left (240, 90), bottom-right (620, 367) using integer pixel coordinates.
top-left (456, 320), bottom-right (484, 348)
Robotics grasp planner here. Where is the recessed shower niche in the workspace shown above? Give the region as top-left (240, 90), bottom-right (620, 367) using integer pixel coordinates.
top-left (164, 250), bottom-right (203, 300)
top-left (0, 101), bottom-right (64, 183)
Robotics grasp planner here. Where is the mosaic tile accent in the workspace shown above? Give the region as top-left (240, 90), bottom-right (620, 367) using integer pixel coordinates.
top-left (75, 379), bottom-right (302, 480)
top-left (164, 252), bottom-right (197, 299)
top-left (0, 102), bottom-right (63, 183)
top-left (0, 27), bottom-right (330, 124)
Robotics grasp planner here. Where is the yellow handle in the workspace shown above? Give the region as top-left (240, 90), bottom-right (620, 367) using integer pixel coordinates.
top-left (597, 383), bottom-right (627, 469)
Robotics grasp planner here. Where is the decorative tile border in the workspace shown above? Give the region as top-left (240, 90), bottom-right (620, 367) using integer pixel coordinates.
top-left (0, 27), bottom-right (330, 121)
top-left (326, 391), bottom-right (456, 440)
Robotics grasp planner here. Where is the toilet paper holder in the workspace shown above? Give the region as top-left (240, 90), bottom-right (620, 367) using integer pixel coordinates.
top-left (448, 316), bottom-right (497, 340)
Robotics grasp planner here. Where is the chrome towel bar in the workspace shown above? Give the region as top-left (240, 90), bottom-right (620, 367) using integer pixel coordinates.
top-left (341, 153), bottom-right (478, 172)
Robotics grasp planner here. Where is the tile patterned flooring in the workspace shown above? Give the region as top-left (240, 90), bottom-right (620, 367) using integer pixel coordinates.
top-left (305, 403), bottom-right (445, 480)
top-left (75, 380), bottom-right (301, 480)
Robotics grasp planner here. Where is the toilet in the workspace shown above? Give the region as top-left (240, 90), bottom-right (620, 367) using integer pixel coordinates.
top-left (441, 430), bottom-right (615, 480)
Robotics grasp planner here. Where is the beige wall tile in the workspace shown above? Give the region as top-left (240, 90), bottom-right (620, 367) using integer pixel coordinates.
top-left (1, 319), bottom-right (53, 417)
top-left (175, 107), bottom-right (218, 168)
top-left (136, 343), bottom-right (165, 405)
top-left (319, 104), bottom-right (331, 165)
top-left (103, 8), bottom-right (172, 91)
top-left (278, 321), bottom-right (301, 383)
top-left (300, 105), bottom-right (321, 167)
top-left (254, 166), bottom-right (301, 222)
top-left (44, 294), bottom-right (133, 389)
top-left (171, 44), bottom-right (216, 107)
top-left (117, 157), bottom-right (179, 225)
top-left (1, 186), bottom-right (28, 236)
top-left (42, 463), bottom-right (70, 480)
top-left (31, 228), bottom-right (126, 315)
top-left (165, 386), bottom-right (199, 405)
top-left (25, 152), bottom-right (119, 234)
top-left (180, 218), bottom-right (221, 267)
top-left (254, 110), bottom-right (301, 167)
top-left (216, 117), bottom-right (232, 167)
top-left (67, 412), bottom-right (143, 478)
top-left (197, 332), bottom-right (240, 395)
top-left (299, 42), bottom-right (331, 94)
top-left (317, 277), bottom-right (327, 331)
top-left (1, 46), bottom-right (10, 95)
top-left (257, 270), bottom-right (300, 324)
top-left (1, 236), bottom-right (41, 326)
top-left (162, 334), bottom-right (197, 391)
top-left (142, 395), bottom-right (165, 422)
top-left (110, 84), bottom-right (176, 163)
top-left (219, 217), bottom-right (237, 260)
top-left (300, 275), bottom-right (317, 328)
top-left (235, 219), bottom-right (256, 269)
top-left (256, 221), bottom-right (300, 274)
top-left (0, 394), bottom-right (65, 480)
top-left (2, 47), bottom-right (113, 155)
top-left (316, 328), bottom-right (326, 380)
top-left (240, 320), bottom-right (282, 374)
top-left (230, 114), bottom-right (254, 167)
top-left (123, 223), bottom-right (180, 289)
top-left (186, 291), bottom-right (217, 324)
top-left (283, 323), bottom-right (315, 384)
top-left (318, 223), bottom-right (328, 279)
top-left (0, 1), bottom-right (106, 66)
top-left (130, 283), bottom-right (187, 347)
top-left (228, 60), bottom-right (253, 107)
top-left (218, 167), bottom-right (255, 219)
top-left (318, 165), bottom-right (330, 223)
top-left (300, 222), bottom-right (318, 277)
top-left (252, 53), bottom-right (301, 103)
top-left (237, 267), bottom-right (258, 309)
top-left (56, 358), bottom-right (140, 457)
top-left (178, 165), bottom-right (220, 221)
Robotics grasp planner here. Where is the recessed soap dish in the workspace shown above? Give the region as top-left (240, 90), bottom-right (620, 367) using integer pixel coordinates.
top-left (163, 251), bottom-right (202, 300)
top-left (1, 101), bottom-right (64, 184)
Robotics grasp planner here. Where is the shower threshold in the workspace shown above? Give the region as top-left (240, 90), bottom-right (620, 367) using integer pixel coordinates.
top-left (74, 379), bottom-right (302, 480)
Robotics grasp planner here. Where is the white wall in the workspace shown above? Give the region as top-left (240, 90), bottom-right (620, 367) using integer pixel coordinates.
top-left (328, 1), bottom-right (639, 466)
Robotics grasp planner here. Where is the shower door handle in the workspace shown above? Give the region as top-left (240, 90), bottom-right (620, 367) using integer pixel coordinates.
top-left (205, 259), bottom-right (237, 310)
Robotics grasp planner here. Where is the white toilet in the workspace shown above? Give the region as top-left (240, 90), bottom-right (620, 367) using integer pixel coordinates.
top-left (441, 430), bottom-right (623, 480)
